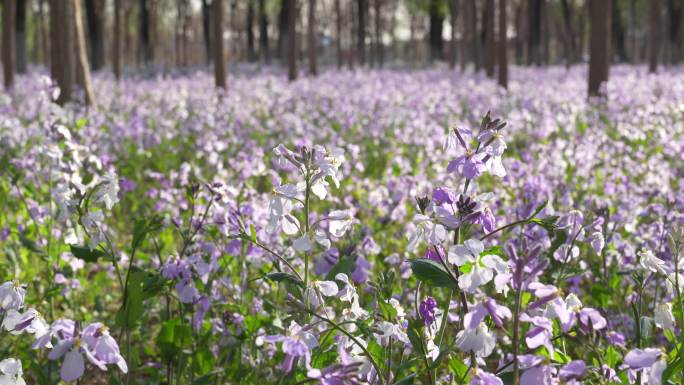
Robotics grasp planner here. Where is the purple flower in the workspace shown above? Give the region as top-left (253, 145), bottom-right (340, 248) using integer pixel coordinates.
top-left (606, 331), bottom-right (626, 346)
top-left (432, 187), bottom-right (457, 205)
top-left (464, 299), bottom-right (512, 329)
top-left (624, 348), bottom-right (662, 369)
top-left (559, 360), bottom-right (586, 381)
top-left (520, 364), bottom-right (554, 385)
top-left (48, 321), bottom-right (127, 382)
top-left (520, 314), bottom-right (554, 356)
top-left (265, 321), bottom-right (318, 374)
top-left (419, 296), bottom-right (438, 326)
top-left (578, 308), bottom-right (607, 331)
top-left (307, 362), bottom-right (362, 385)
top-left (448, 152), bottom-right (488, 179)
top-left (470, 370), bottom-right (503, 385)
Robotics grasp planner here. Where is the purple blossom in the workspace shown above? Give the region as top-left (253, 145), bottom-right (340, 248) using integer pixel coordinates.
top-left (419, 296), bottom-right (438, 326)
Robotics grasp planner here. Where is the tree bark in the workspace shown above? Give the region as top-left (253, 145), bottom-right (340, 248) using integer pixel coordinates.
top-left (560, 0), bottom-right (577, 66)
top-left (213, 0), bottom-right (226, 88)
top-left (74, 0), bottom-right (96, 106)
top-left (484, 0), bottom-right (496, 76)
top-left (259, 0), bottom-right (270, 63)
top-left (527, 0), bottom-right (542, 65)
top-left (335, 0), bottom-right (342, 68)
top-left (85, 0), bottom-right (105, 70)
top-left (468, 0), bottom-right (480, 70)
top-left (2, 0), bottom-right (16, 88)
top-left (247, 2), bottom-right (257, 62)
top-left (357, 0), bottom-right (367, 66)
top-left (375, 0), bottom-right (383, 67)
top-left (648, 0), bottom-right (662, 72)
top-left (307, 0), bottom-right (317, 75)
top-left (16, 0), bottom-right (26, 74)
top-left (113, 0), bottom-right (123, 79)
top-left (53, 0), bottom-right (75, 104)
top-left (140, 0), bottom-right (152, 64)
top-left (428, 0), bottom-right (444, 62)
top-left (449, 0), bottom-right (458, 69)
top-left (667, 0), bottom-right (683, 64)
top-left (278, 0), bottom-right (289, 60)
top-left (588, 0), bottom-right (611, 97)
top-left (498, 0), bottom-right (508, 88)
top-left (288, 0), bottom-right (297, 80)
top-left (611, 0), bottom-right (627, 62)
top-left (202, 0), bottom-right (211, 64)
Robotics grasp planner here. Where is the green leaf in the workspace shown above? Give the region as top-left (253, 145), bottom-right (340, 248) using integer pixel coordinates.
top-left (20, 235), bottom-right (46, 256)
top-left (528, 216), bottom-right (559, 233)
top-left (410, 259), bottom-right (457, 289)
top-left (531, 200), bottom-right (548, 217)
top-left (265, 272), bottom-right (304, 288)
top-left (250, 224), bottom-right (257, 243)
top-left (448, 357), bottom-right (469, 380)
top-left (116, 270), bottom-right (146, 328)
top-left (70, 244), bottom-right (108, 262)
top-left (663, 346), bottom-right (684, 384)
top-left (483, 245), bottom-right (504, 257)
top-left (392, 374), bottom-right (416, 385)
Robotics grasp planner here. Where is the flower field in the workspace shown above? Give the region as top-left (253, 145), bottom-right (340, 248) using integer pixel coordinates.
top-left (2, 65), bottom-right (684, 385)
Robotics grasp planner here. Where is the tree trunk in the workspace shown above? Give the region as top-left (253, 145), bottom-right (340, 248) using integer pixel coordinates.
top-left (375, 0), bottom-right (383, 67)
top-left (357, 0), bottom-right (366, 66)
top-left (648, 0), bottom-right (662, 72)
top-left (527, 0), bottom-right (542, 65)
top-left (278, 0), bottom-right (289, 60)
top-left (611, 0), bottom-right (627, 62)
top-left (2, 0), bottom-right (16, 88)
top-left (113, 0), bottom-right (123, 79)
top-left (74, 0), bottom-right (96, 106)
top-left (259, 0), bottom-right (270, 63)
top-left (428, 0), bottom-right (444, 62)
top-left (84, 0), bottom-right (105, 70)
top-left (307, 0), bottom-right (317, 75)
top-left (449, 0), bottom-right (458, 69)
top-left (588, 0), bottom-right (610, 97)
top-left (468, 0), bottom-right (480, 70)
top-left (202, 0), bottom-right (211, 64)
top-left (214, 0), bottom-right (226, 88)
top-left (335, 0), bottom-right (342, 68)
top-left (140, 0), bottom-right (152, 64)
top-left (667, 0), bottom-right (683, 64)
top-left (38, 0), bottom-right (49, 65)
top-left (484, 0), bottom-right (496, 76)
top-left (498, 0), bottom-right (508, 88)
top-left (247, 2), bottom-right (256, 62)
top-left (560, 0), bottom-right (577, 66)
top-left (288, 0), bottom-right (297, 80)
top-left (15, 0), bottom-right (26, 74)
top-left (54, 0), bottom-right (75, 104)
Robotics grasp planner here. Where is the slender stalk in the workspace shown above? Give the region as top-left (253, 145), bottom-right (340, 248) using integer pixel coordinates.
top-left (512, 281), bottom-right (523, 384)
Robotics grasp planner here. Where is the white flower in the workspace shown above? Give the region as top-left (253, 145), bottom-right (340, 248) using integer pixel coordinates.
top-left (455, 323), bottom-right (496, 357)
top-left (0, 358), bottom-right (25, 385)
top-left (335, 274), bottom-right (368, 320)
top-left (407, 214), bottom-right (447, 252)
top-left (94, 171), bottom-right (120, 210)
top-left (305, 280), bottom-right (339, 308)
top-left (267, 194), bottom-right (300, 235)
top-left (654, 303), bottom-right (675, 331)
top-left (639, 249), bottom-right (667, 274)
top-left (0, 282), bottom-right (25, 311)
top-left (448, 239), bottom-right (508, 293)
top-left (374, 321), bottom-right (409, 346)
top-left (81, 210), bottom-right (106, 249)
top-left (327, 210), bottom-right (354, 238)
top-left (483, 134), bottom-right (507, 177)
top-left (293, 235), bottom-right (312, 252)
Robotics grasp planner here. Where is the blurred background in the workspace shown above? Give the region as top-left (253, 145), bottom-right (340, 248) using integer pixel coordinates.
top-left (1, 0), bottom-right (682, 98)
